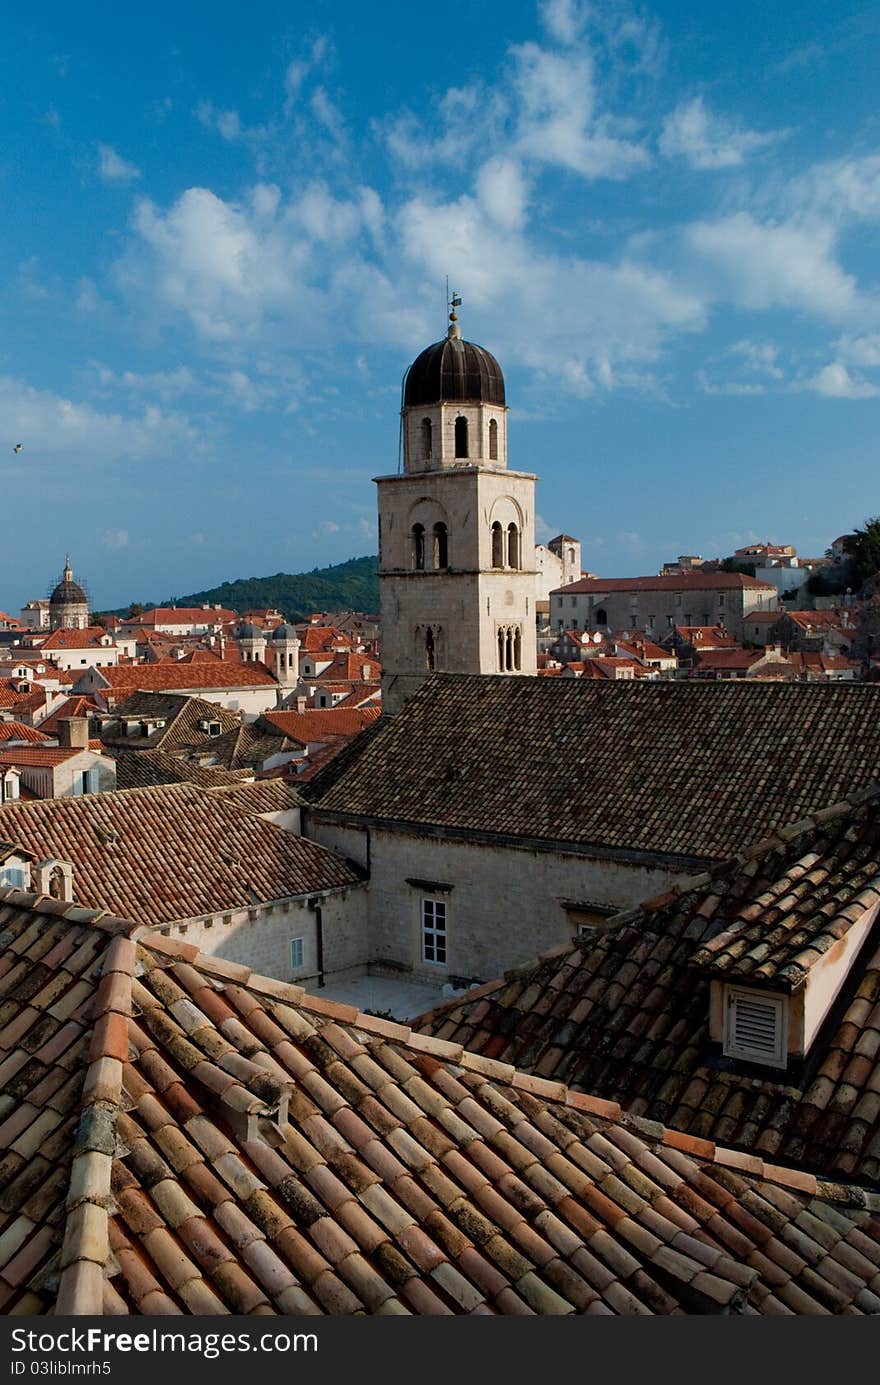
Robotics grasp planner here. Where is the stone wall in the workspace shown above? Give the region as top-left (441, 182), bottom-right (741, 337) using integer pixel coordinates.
top-left (155, 884), bottom-right (369, 986)
top-left (309, 819), bottom-right (692, 983)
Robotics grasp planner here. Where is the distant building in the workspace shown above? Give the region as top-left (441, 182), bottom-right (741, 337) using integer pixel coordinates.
top-left (550, 571), bottom-right (777, 641)
top-left (48, 559), bottom-right (90, 630)
top-left (534, 534), bottom-right (584, 602)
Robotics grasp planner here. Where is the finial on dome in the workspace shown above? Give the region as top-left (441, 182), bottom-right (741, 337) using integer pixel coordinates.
top-left (448, 290), bottom-right (462, 340)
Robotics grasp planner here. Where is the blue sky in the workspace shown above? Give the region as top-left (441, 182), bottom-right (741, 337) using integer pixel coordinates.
top-left (2, 0), bottom-right (880, 610)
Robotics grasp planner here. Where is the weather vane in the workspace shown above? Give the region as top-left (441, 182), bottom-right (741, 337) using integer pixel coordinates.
top-left (445, 277), bottom-right (462, 338)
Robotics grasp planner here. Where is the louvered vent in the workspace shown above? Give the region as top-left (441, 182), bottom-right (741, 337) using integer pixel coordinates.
top-left (723, 988), bottom-right (787, 1068)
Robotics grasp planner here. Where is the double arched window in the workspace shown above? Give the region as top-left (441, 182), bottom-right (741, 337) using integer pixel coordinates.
top-left (413, 520), bottom-right (448, 569)
top-left (491, 519), bottom-right (521, 569)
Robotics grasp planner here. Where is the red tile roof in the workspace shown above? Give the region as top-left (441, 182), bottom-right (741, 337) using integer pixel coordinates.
top-left (138, 607), bottom-right (238, 625)
top-left (0, 722), bottom-right (51, 744)
top-left (297, 626), bottom-right (351, 653)
top-left (261, 707), bottom-right (382, 743)
top-left (2, 896), bottom-right (879, 1316)
top-left (316, 653), bottom-right (382, 682)
top-left (0, 781), bottom-right (361, 922)
top-left (38, 696), bottom-right (103, 736)
top-left (555, 573), bottom-right (777, 595)
top-left (35, 626), bottom-right (112, 651)
top-left (0, 746), bottom-right (83, 767)
top-left (86, 661), bottom-right (277, 693)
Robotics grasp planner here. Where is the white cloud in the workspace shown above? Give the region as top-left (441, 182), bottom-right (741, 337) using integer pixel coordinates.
top-left (660, 96), bottom-right (781, 170)
top-left (789, 154), bottom-right (880, 222)
top-left (835, 333), bottom-right (880, 366)
top-left (196, 101), bottom-right (243, 141)
top-left (97, 143), bottom-right (141, 184)
top-left (540, 0), bottom-right (587, 46)
top-left (101, 528), bottom-right (129, 549)
top-left (0, 375), bottom-right (199, 460)
top-left (512, 41), bottom-right (650, 179)
top-left (809, 362), bottom-right (880, 398)
top-left (729, 340), bottom-right (783, 377)
top-left (476, 158), bottom-right (528, 231)
top-left (93, 364), bottom-right (196, 399)
top-left (684, 213), bottom-right (856, 318)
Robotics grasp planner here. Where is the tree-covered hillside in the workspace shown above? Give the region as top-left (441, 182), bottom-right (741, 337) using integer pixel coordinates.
top-left (109, 555), bottom-right (379, 622)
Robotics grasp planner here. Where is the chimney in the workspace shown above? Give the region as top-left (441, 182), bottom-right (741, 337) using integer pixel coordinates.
top-left (57, 717), bottom-right (89, 749)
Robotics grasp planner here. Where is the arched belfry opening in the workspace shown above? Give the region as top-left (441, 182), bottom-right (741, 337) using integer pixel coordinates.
top-left (433, 522), bottom-right (448, 569)
top-left (491, 522), bottom-right (504, 568)
top-left (425, 627), bottom-right (435, 671)
top-left (489, 418), bottom-right (498, 460)
top-left (454, 415), bottom-right (468, 458)
top-left (421, 418), bottom-right (433, 460)
top-left (412, 523), bottom-right (426, 570)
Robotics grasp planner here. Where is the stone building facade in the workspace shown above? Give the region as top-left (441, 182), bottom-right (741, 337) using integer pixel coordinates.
top-left (377, 309), bottom-right (537, 714)
top-left (550, 572), bottom-right (778, 641)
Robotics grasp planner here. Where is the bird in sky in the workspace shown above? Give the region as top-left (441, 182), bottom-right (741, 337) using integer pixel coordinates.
top-left (12, 443), bottom-right (22, 454)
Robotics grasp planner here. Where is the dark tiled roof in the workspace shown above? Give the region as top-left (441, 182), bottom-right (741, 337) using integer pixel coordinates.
top-left (416, 788), bottom-right (880, 1185)
top-left (113, 750), bottom-right (253, 790)
top-left (3, 897), bottom-right (879, 1316)
top-left (0, 783), bottom-right (361, 923)
top-left (205, 780), bottom-right (304, 814)
top-left (100, 693), bottom-right (241, 751)
top-left (314, 676), bottom-right (880, 862)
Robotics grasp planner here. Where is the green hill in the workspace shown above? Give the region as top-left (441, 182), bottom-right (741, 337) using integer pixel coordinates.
top-left (110, 555), bottom-right (379, 623)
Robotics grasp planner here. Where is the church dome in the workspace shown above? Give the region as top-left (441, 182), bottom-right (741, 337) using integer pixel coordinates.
top-left (271, 623), bottom-right (299, 641)
top-left (403, 335), bottom-right (505, 409)
top-left (49, 564), bottom-right (87, 608)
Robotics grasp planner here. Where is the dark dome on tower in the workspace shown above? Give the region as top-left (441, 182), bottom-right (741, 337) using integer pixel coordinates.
top-left (403, 335), bottom-right (505, 409)
top-left (49, 565), bottom-right (87, 608)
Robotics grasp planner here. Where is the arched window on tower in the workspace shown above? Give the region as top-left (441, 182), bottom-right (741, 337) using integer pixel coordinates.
top-left (488, 418), bottom-right (498, 460)
top-left (454, 415), bottom-right (468, 458)
top-left (425, 627), bottom-right (435, 672)
top-left (421, 418), bottom-right (433, 460)
top-left (505, 628), bottom-right (513, 672)
top-left (412, 523), bottom-right (425, 570)
top-left (507, 523), bottom-right (520, 570)
top-left (491, 522), bottom-right (504, 568)
top-left (433, 522), bottom-right (448, 569)
top-left (513, 626), bottom-right (522, 671)
top-left (497, 628), bottom-right (505, 672)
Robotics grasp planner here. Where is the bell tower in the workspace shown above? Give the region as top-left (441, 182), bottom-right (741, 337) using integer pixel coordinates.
top-left (376, 298), bottom-right (537, 714)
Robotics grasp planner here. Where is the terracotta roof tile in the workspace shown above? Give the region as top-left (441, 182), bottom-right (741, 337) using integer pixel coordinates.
top-left (2, 891), bottom-right (880, 1315)
top-left (0, 781), bottom-right (360, 924)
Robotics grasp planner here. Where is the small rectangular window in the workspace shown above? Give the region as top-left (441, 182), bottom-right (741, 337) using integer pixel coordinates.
top-left (421, 898), bottom-right (447, 965)
top-left (723, 987), bottom-right (787, 1068)
top-left (290, 937), bottom-right (304, 970)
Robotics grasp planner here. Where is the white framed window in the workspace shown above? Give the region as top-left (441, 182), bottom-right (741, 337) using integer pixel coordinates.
top-left (723, 987), bottom-right (787, 1068)
top-left (290, 937), bottom-right (304, 970)
top-left (421, 898), bottom-right (447, 965)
